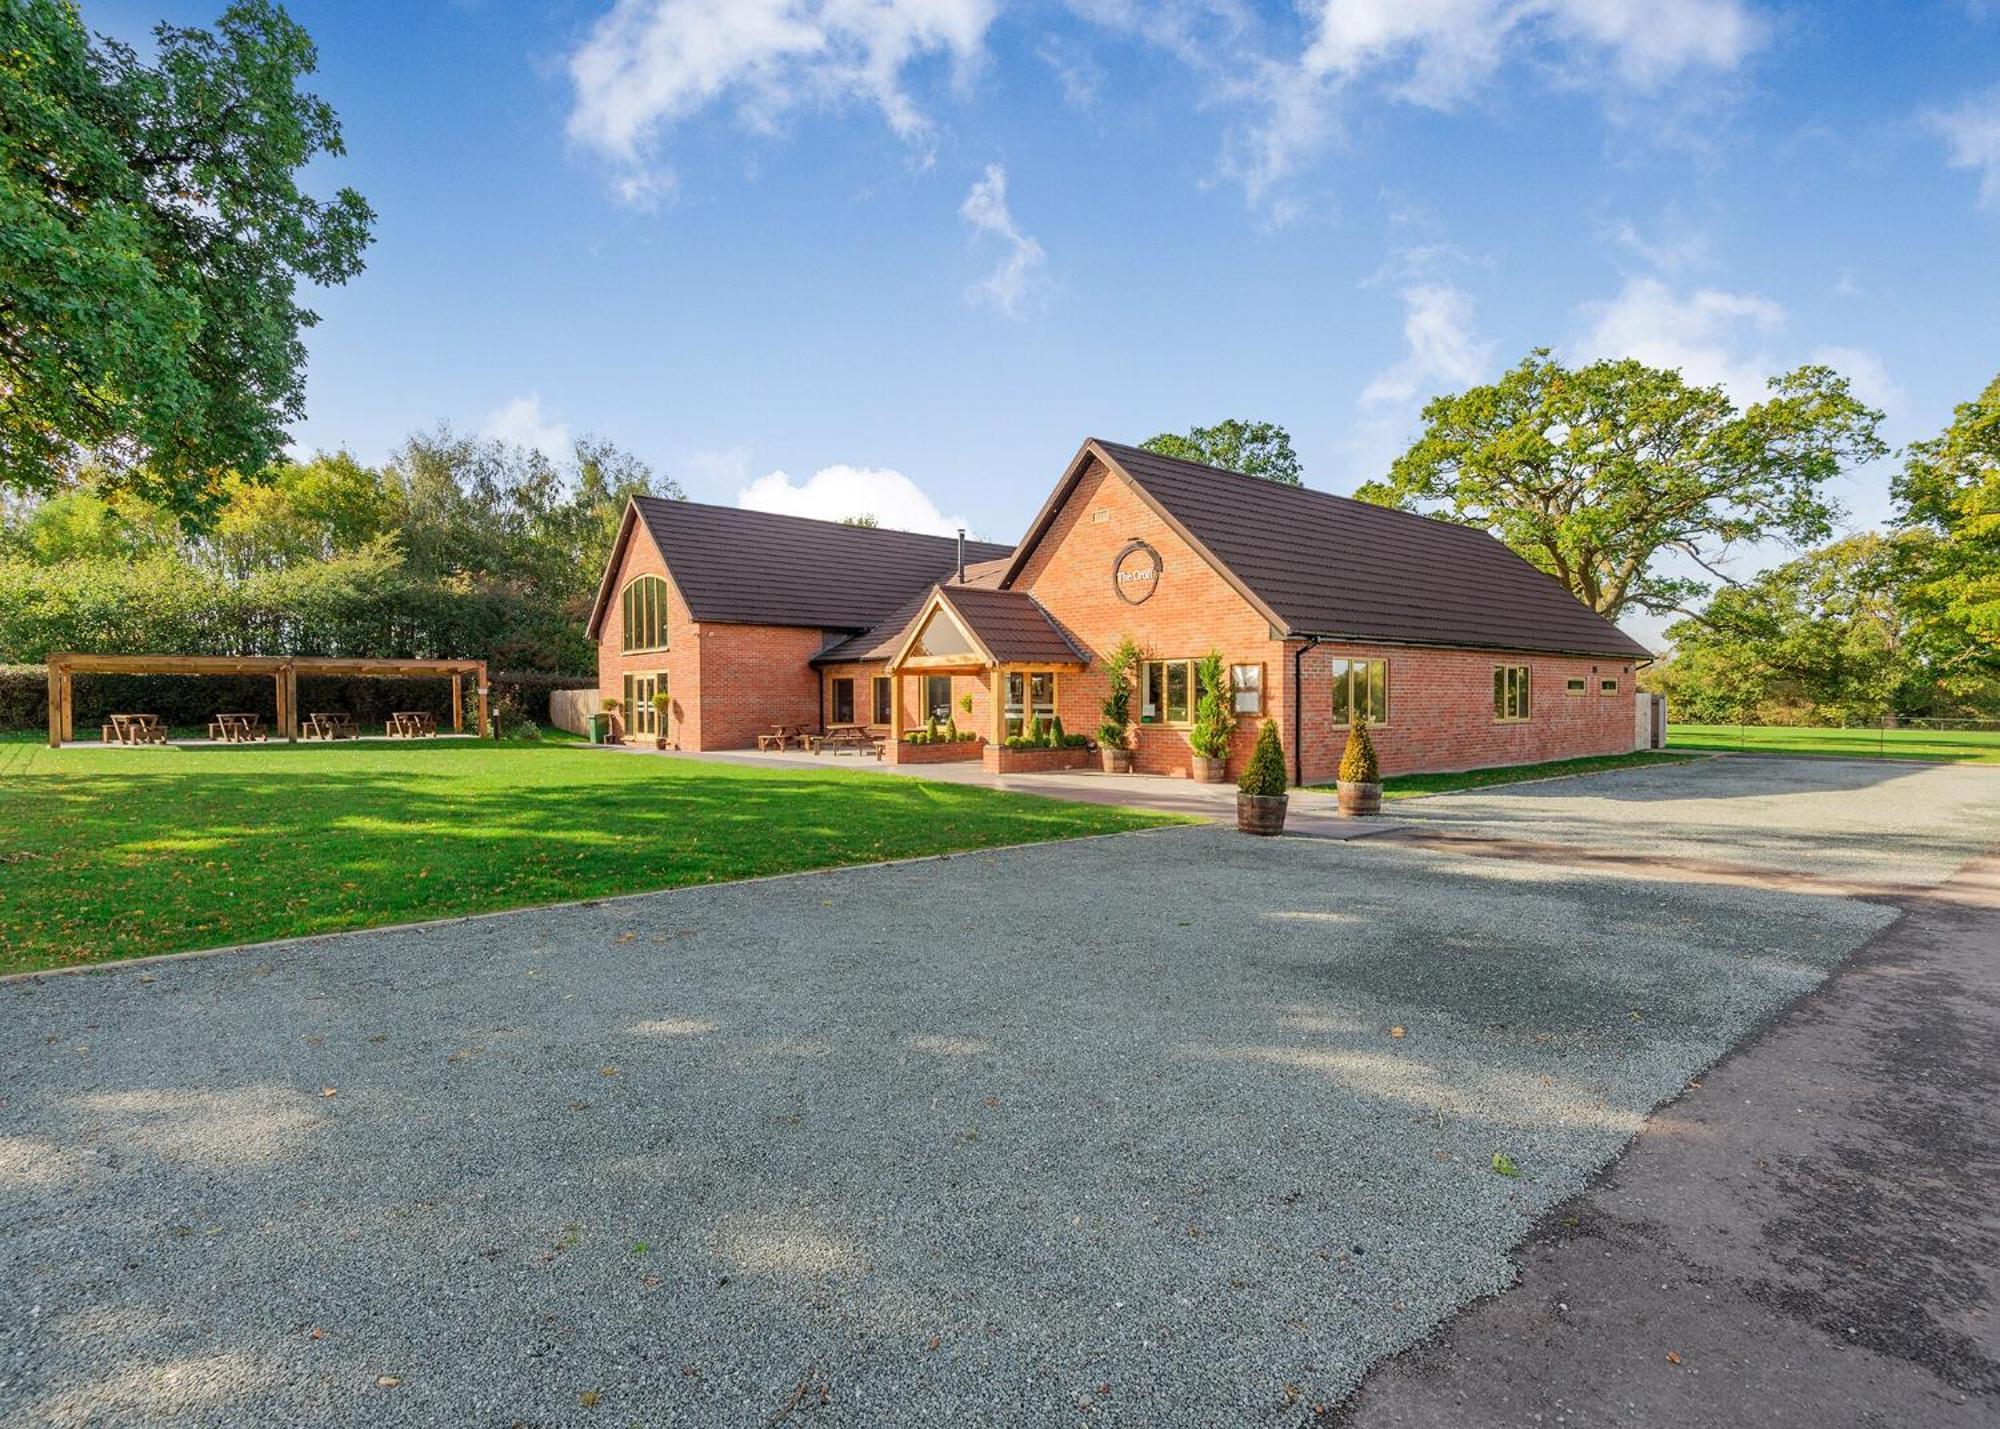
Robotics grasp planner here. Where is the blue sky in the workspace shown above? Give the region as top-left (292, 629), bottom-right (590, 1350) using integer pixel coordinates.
top-left (87, 1), bottom-right (2000, 642)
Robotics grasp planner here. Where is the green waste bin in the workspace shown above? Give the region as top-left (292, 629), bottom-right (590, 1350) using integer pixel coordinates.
top-left (588, 713), bottom-right (610, 744)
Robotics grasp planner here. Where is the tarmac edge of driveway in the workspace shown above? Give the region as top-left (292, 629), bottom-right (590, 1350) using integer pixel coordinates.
top-left (1324, 849), bottom-right (2000, 1429)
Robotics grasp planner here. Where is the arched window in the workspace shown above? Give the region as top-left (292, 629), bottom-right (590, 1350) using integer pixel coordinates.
top-left (620, 575), bottom-right (670, 653)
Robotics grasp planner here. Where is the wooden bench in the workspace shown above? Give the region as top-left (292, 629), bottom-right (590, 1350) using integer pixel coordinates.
top-left (386, 711), bottom-right (438, 738)
top-left (207, 712), bottom-right (266, 743)
top-left (302, 712), bottom-right (358, 741)
top-left (812, 724), bottom-right (883, 759)
top-left (103, 713), bottom-right (168, 746)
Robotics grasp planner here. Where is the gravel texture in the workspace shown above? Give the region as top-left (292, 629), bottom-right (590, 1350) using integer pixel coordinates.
top-left (1391, 755), bottom-right (2000, 888)
top-left (6, 760), bottom-right (1992, 1427)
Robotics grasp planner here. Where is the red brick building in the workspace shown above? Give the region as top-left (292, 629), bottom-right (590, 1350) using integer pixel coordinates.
top-left (587, 439), bottom-right (1652, 783)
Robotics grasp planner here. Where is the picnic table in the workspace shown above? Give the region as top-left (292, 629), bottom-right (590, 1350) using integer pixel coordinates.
top-left (811, 723), bottom-right (883, 759)
top-left (386, 711), bottom-right (438, 738)
top-left (302, 712), bottom-right (358, 741)
top-left (207, 711), bottom-right (266, 743)
top-left (102, 713), bottom-right (168, 746)
top-left (758, 723), bottom-right (811, 752)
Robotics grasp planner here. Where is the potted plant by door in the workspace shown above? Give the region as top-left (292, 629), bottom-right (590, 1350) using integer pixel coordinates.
top-left (1189, 650), bottom-right (1233, 783)
top-left (1236, 719), bottom-right (1288, 835)
top-left (651, 690), bottom-right (672, 750)
top-left (1097, 635), bottom-right (1139, 773)
top-left (1337, 715), bottom-right (1382, 816)
top-left (601, 697), bottom-right (622, 744)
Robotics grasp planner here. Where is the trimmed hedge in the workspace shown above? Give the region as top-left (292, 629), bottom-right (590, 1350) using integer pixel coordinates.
top-left (2, 665), bottom-right (585, 734)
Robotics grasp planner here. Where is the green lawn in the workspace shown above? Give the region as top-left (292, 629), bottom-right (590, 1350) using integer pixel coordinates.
top-left (1339, 749), bottom-right (1703, 800)
top-left (0, 737), bottom-right (1184, 976)
top-left (1668, 723), bottom-right (2000, 764)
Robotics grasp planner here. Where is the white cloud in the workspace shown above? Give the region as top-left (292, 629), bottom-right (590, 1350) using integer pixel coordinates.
top-left (736, 464), bottom-right (968, 535)
top-left (1605, 214), bottom-right (1712, 274)
top-left (1574, 278), bottom-right (1901, 418)
top-left (959, 163), bottom-right (1048, 318)
top-left (566, 0), bottom-right (997, 201)
top-left (1575, 276), bottom-right (1784, 403)
top-left (1927, 85), bottom-right (2000, 208)
top-left (1810, 345), bottom-right (1907, 418)
top-left (1118, 0), bottom-right (1767, 209)
top-left (481, 392), bottom-right (572, 459)
top-left (1360, 283), bottom-right (1495, 406)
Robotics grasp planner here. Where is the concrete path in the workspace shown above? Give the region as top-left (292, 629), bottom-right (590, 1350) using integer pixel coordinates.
top-left (1331, 849), bottom-right (2000, 1428)
top-left (597, 741), bottom-right (1389, 837)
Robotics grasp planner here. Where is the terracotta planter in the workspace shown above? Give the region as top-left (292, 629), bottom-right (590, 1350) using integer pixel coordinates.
top-left (1191, 753), bottom-right (1228, 784)
top-left (1236, 792), bottom-right (1288, 836)
top-left (1100, 746), bottom-right (1133, 774)
top-left (1337, 780), bottom-right (1382, 817)
top-left (654, 735), bottom-right (667, 750)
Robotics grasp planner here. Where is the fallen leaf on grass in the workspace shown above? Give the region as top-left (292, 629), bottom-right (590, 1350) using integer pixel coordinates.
top-left (375, 1375), bottom-right (400, 1389)
top-left (320, 1087), bottom-right (337, 1099)
top-left (1666, 1351), bottom-right (1683, 1366)
top-left (1389, 1026), bottom-right (1406, 1039)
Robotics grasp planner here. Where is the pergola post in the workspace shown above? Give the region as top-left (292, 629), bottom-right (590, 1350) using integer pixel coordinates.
top-left (474, 662), bottom-right (489, 738)
top-left (989, 667), bottom-right (1005, 745)
top-left (888, 668), bottom-right (903, 740)
top-left (282, 662), bottom-right (299, 741)
top-left (451, 675), bottom-right (463, 733)
top-left (47, 663), bottom-right (62, 748)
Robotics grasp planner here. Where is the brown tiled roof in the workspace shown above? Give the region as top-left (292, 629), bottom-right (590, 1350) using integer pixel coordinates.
top-left (810, 582), bottom-right (1085, 667)
top-left (937, 586), bottom-right (1087, 666)
top-left (1018, 441), bottom-right (1650, 661)
top-left (607, 498), bottom-right (1012, 633)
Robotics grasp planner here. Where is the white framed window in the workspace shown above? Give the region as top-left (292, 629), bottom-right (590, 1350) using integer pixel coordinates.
top-left (1494, 665), bottom-right (1531, 722)
top-left (1229, 663), bottom-right (1264, 716)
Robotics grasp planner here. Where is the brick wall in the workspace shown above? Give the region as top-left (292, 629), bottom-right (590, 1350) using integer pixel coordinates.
top-left (1289, 642), bottom-right (1640, 782)
top-left (595, 529), bottom-right (700, 745)
top-left (595, 524), bottom-right (825, 750)
top-left (1017, 458), bottom-right (1283, 778)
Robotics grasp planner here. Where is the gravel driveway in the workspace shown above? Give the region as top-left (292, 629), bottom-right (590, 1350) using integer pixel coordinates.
top-left (4, 759), bottom-right (1994, 1427)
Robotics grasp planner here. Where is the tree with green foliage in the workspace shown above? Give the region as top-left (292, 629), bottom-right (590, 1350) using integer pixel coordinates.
top-left (1097, 634), bottom-right (1139, 748)
top-left (1141, 419), bottom-right (1302, 485)
top-left (1356, 351), bottom-right (1886, 619)
top-left (839, 513), bottom-right (879, 527)
top-left (1892, 372), bottom-right (2000, 699)
top-left (1644, 534), bottom-right (1932, 724)
top-left (1190, 650), bottom-right (1233, 759)
top-left (1237, 720), bottom-right (1287, 796)
top-left (1, 0), bottom-right (373, 526)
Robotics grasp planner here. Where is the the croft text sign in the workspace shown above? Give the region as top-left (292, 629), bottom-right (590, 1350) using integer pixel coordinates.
top-left (1113, 540), bottom-right (1162, 605)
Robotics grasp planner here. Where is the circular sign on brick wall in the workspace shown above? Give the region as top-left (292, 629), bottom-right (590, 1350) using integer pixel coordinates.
top-left (1113, 539), bottom-right (1162, 605)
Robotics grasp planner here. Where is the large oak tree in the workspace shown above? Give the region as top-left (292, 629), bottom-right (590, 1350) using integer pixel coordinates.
top-left (1356, 351), bottom-right (1886, 619)
top-left (1893, 372), bottom-right (2000, 695)
top-left (1, 0), bottom-right (372, 526)
top-left (1141, 419), bottom-right (1303, 486)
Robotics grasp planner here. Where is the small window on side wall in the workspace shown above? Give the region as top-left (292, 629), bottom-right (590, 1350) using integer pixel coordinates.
top-left (1330, 657), bottom-right (1388, 725)
top-left (1566, 677), bottom-right (1587, 695)
top-left (1494, 665), bottom-right (1531, 721)
top-left (1600, 677), bottom-right (1619, 696)
top-left (1229, 663), bottom-right (1264, 716)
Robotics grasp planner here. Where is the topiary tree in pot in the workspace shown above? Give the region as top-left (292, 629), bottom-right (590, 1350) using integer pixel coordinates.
top-left (1337, 715), bottom-right (1382, 816)
top-left (1189, 650), bottom-right (1234, 783)
top-left (1097, 635), bottom-right (1139, 773)
top-left (1236, 719), bottom-right (1288, 835)
top-left (651, 690), bottom-right (672, 750)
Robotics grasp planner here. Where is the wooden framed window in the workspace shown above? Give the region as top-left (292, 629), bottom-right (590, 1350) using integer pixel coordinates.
top-left (872, 677), bottom-right (892, 725)
top-left (620, 575), bottom-right (670, 654)
top-left (1229, 663), bottom-right (1264, 716)
top-left (622, 672), bottom-right (666, 736)
top-left (923, 674), bottom-right (952, 723)
top-left (1566, 677), bottom-right (1587, 695)
top-left (830, 677), bottom-right (855, 725)
top-left (1494, 665), bottom-right (1531, 722)
top-left (1004, 671), bottom-right (1058, 735)
top-left (1599, 677), bottom-right (1619, 696)
top-left (1330, 657), bottom-right (1388, 725)
top-left (1139, 659), bottom-right (1196, 726)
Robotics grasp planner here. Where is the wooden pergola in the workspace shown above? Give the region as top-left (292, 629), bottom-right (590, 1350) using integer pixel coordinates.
top-left (45, 653), bottom-right (489, 747)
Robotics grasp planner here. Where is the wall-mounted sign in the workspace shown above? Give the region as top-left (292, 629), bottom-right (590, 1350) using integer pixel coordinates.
top-left (1113, 539), bottom-right (1162, 604)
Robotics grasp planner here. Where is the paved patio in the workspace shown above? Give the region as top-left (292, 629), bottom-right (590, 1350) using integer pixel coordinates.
top-left (597, 741), bottom-right (1386, 836)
